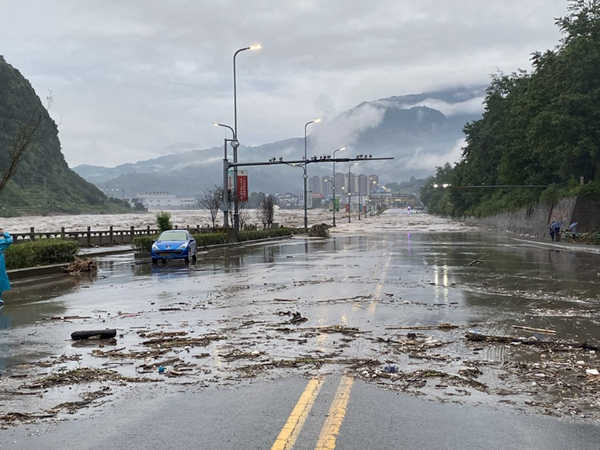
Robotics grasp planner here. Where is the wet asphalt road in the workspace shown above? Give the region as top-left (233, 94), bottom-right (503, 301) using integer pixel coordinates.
top-left (3, 376), bottom-right (600, 450)
top-left (2, 213), bottom-right (600, 448)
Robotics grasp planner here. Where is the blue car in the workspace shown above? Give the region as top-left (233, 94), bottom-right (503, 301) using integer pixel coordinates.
top-left (151, 230), bottom-right (198, 264)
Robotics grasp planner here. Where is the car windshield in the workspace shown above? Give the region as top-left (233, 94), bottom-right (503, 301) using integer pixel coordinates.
top-left (158, 231), bottom-right (187, 241)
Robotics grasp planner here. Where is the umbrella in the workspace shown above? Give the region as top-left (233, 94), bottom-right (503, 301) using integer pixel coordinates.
top-left (569, 222), bottom-right (578, 230)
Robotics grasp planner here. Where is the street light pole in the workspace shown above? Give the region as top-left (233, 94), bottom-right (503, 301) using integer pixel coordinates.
top-left (348, 162), bottom-right (358, 223)
top-left (358, 175), bottom-right (361, 220)
top-left (233, 44), bottom-right (261, 232)
top-left (332, 147), bottom-right (346, 227)
top-left (213, 122), bottom-right (235, 228)
top-left (303, 118), bottom-right (321, 230)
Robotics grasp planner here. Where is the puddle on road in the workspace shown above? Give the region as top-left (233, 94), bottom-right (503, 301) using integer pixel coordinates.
top-left (2, 225), bottom-right (600, 425)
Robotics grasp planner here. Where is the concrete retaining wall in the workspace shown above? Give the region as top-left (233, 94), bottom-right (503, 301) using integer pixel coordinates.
top-left (467, 196), bottom-right (599, 238)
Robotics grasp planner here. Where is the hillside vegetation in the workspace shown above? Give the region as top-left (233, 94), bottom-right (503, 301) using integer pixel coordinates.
top-left (0, 56), bottom-right (130, 216)
top-left (422, 0), bottom-right (600, 217)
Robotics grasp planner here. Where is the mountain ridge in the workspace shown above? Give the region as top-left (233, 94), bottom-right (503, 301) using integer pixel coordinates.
top-left (74, 87), bottom-right (485, 196)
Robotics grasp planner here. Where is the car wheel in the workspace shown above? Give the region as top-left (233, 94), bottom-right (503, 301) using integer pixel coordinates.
top-left (152, 258), bottom-right (158, 265)
top-left (192, 250), bottom-right (197, 263)
top-left (185, 257), bottom-right (190, 264)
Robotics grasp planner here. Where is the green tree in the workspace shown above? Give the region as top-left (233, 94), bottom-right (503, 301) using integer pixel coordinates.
top-left (155, 211), bottom-right (173, 232)
top-left (431, 0), bottom-right (600, 217)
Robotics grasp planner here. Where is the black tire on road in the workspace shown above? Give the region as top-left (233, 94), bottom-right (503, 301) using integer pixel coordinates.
top-left (71, 329), bottom-right (117, 340)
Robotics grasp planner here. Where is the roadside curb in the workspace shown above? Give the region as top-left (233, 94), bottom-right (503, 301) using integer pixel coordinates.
top-left (510, 237), bottom-right (600, 254)
top-left (8, 235), bottom-right (298, 281)
top-left (8, 247), bottom-right (135, 281)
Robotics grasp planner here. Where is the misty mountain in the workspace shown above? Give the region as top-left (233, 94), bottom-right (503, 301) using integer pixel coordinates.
top-left (73, 87), bottom-right (485, 197)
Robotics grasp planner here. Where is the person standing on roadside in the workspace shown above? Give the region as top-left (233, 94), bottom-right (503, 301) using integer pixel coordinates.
top-left (0, 228), bottom-right (13, 306)
top-left (549, 222), bottom-right (557, 241)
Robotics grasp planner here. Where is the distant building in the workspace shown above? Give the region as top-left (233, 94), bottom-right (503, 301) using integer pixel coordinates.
top-left (367, 175), bottom-right (379, 196)
top-left (322, 175), bottom-right (333, 198)
top-left (309, 176), bottom-right (321, 195)
top-left (297, 190), bottom-right (313, 208)
top-left (274, 193), bottom-right (298, 208)
top-left (371, 186), bottom-right (392, 198)
top-left (136, 192), bottom-right (198, 210)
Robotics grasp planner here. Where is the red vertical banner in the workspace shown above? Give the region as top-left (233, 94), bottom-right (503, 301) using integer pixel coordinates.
top-left (237, 170), bottom-right (248, 202)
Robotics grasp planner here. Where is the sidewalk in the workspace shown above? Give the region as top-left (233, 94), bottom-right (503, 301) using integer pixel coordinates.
top-left (77, 244), bottom-right (135, 257)
top-left (510, 236), bottom-right (600, 254)
top-left (8, 235), bottom-right (293, 281)
top-left (8, 245), bottom-right (135, 281)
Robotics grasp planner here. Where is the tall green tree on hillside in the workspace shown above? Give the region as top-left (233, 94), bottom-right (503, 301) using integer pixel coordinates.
top-left (0, 56), bottom-right (116, 215)
top-left (427, 0), bottom-right (600, 217)
top-left (0, 94), bottom-right (47, 196)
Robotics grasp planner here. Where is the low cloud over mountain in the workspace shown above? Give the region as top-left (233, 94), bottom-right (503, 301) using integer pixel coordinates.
top-left (74, 87), bottom-right (485, 196)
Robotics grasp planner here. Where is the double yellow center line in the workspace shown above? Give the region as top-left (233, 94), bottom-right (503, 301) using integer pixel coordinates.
top-left (272, 251), bottom-right (390, 449)
top-left (271, 377), bottom-right (325, 449)
top-left (314, 376), bottom-right (355, 450)
top-left (271, 375), bottom-right (355, 450)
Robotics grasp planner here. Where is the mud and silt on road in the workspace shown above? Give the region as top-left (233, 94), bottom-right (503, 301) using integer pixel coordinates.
top-left (2, 210), bottom-right (600, 427)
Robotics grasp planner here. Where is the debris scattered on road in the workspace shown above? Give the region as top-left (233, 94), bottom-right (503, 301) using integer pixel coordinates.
top-left (21, 367), bottom-right (147, 390)
top-left (63, 257), bottom-right (98, 274)
top-left (308, 223), bottom-right (330, 238)
top-left (386, 323), bottom-right (460, 331)
top-left (465, 331), bottom-right (600, 351)
top-left (46, 315), bottom-right (92, 321)
top-left (384, 364), bottom-right (398, 373)
top-left (513, 325), bottom-right (556, 334)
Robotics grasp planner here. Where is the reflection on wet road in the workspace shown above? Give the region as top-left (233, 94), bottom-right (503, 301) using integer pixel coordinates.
top-left (2, 223), bottom-right (600, 425)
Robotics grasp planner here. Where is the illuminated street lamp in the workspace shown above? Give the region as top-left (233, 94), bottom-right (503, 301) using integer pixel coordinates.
top-left (303, 118), bottom-right (321, 229)
top-left (332, 147), bottom-right (346, 227)
top-left (348, 162), bottom-right (358, 223)
top-left (232, 44), bottom-right (261, 232)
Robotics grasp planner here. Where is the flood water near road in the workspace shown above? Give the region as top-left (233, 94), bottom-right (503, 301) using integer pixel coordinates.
top-left (2, 211), bottom-right (600, 424)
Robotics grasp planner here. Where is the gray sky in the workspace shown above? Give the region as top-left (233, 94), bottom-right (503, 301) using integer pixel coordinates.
top-left (1, 0), bottom-right (569, 168)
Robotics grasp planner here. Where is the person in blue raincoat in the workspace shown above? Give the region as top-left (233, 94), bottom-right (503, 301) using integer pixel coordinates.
top-left (549, 222), bottom-right (557, 241)
top-left (0, 228), bottom-right (13, 306)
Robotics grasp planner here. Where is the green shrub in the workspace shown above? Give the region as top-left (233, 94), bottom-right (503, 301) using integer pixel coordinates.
top-left (5, 239), bottom-right (80, 270)
top-left (155, 211), bottom-right (173, 233)
top-left (193, 233), bottom-right (228, 246)
top-left (132, 236), bottom-right (157, 252)
top-left (238, 228), bottom-right (294, 242)
top-left (133, 228), bottom-right (295, 254)
top-left (572, 181), bottom-right (600, 199)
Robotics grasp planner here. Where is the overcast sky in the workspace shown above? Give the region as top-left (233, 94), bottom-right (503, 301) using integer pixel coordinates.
top-left (1, 0), bottom-right (569, 168)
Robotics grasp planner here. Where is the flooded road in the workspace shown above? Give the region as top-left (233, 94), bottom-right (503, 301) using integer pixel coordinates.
top-left (2, 210), bottom-right (600, 429)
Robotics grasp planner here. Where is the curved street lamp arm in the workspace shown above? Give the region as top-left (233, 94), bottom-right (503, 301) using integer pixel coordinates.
top-left (213, 122), bottom-right (235, 136)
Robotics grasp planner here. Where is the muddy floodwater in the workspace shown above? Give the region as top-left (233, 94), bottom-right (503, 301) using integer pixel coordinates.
top-left (2, 209), bottom-right (600, 426)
